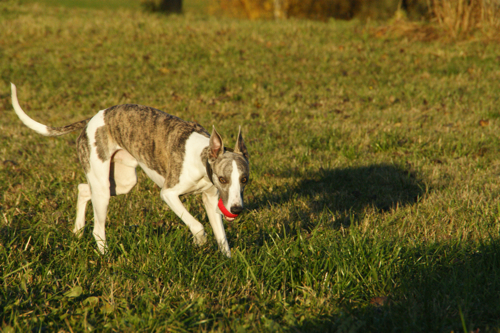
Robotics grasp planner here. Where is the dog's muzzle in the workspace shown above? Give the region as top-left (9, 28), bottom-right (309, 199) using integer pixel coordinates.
top-left (218, 199), bottom-right (239, 222)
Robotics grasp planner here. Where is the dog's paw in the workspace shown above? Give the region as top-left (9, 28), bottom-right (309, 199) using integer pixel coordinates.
top-left (222, 248), bottom-right (232, 258)
top-left (73, 228), bottom-right (84, 238)
top-left (193, 231), bottom-right (207, 246)
top-left (97, 244), bottom-right (109, 255)
top-left (218, 241), bottom-right (231, 258)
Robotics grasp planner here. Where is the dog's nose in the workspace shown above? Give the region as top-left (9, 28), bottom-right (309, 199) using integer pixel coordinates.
top-left (230, 206), bottom-right (243, 215)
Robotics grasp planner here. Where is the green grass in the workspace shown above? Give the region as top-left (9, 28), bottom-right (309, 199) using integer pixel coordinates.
top-left (1, 0), bottom-right (500, 331)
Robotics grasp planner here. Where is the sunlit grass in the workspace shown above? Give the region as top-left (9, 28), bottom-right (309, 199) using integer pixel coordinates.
top-left (1, 0), bottom-right (500, 331)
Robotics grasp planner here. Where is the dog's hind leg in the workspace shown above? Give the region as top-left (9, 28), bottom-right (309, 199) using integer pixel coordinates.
top-left (87, 159), bottom-right (112, 254)
top-left (75, 129), bottom-right (93, 238)
top-left (73, 183), bottom-right (91, 237)
top-left (202, 187), bottom-right (230, 257)
top-left (109, 150), bottom-right (138, 196)
top-left (81, 111), bottom-right (116, 254)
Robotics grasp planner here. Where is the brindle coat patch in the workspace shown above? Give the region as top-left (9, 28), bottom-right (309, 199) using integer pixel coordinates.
top-left (77, 128), bottom-right (91, 173)
top-left (103, 104), bottom-right (209, 188)
top-left (47, 118), bottom-right (90, 137)
top-left (94, 126), bottom-right (111, 162)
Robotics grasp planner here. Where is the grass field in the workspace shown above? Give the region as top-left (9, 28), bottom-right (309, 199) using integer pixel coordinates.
top-left (1, 0), bottom-right (500, 331)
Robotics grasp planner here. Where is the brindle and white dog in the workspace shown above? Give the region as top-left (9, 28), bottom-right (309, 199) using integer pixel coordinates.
top-left (11, 83), bottom-right (249, 257)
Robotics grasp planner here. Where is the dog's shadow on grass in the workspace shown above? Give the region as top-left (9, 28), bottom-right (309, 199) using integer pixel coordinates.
top-left (247, 163), bottom-right (426, 230)
top-left (290, 240), bottom-right (500, 332)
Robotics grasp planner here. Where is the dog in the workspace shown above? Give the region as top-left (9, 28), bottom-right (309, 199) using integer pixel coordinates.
top-left (11, 83), bottom-right (249, 257)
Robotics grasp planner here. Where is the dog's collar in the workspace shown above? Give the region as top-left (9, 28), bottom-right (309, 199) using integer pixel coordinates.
top-left (206, 160), bottom-right (214, 184)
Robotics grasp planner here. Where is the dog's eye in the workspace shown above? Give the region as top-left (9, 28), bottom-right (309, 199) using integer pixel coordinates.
top-left (219, 177), bottom-right (227, 184)
top-left (241, 177), bottom-right (248, 183)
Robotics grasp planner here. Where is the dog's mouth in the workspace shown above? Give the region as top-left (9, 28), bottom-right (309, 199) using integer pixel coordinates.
top-left (217, 199), bottom-right (239, 221)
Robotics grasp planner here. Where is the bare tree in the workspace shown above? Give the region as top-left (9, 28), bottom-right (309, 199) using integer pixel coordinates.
top-left (274, 0), bottom-right (285, 19)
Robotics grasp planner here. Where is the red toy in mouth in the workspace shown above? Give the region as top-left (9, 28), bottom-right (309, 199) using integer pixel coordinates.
top-left (218, 199), bottom-right (238, 219)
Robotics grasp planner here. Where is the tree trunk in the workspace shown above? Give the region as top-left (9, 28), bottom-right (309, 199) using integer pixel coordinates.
top-left (274, 0), bottom-right (287, 19)
top-left (160, 0), bottom-right (182, 13)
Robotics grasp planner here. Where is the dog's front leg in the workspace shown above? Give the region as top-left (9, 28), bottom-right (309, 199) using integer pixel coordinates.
top-left (202, 187), bottom-right (231, 258)
top-left (160, 189), bottom-right (207, 246)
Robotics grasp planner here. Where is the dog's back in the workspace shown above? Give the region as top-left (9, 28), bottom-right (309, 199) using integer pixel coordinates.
top-left (91, 104), bottom-right (210, 188)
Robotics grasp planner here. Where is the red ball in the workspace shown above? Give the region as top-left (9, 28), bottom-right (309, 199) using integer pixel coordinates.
top-left (218, 199), bottom-right (238, 218)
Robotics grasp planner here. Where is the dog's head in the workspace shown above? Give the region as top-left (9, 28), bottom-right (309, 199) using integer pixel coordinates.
top-left (207, 126), bottom-right (250, 222)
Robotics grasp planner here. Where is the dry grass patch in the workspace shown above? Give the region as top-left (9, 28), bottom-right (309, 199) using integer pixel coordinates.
top-left (374, 0), bottom-right (500, 41)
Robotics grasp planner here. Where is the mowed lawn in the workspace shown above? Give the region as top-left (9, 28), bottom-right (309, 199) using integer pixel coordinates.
top-left (1, 0), bottom-right (500, 331)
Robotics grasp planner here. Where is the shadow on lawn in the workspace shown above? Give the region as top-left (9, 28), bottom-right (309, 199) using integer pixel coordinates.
top-left (248, 163), bottom-right (426, 229)
top-left (291, 240), bottom-right (500, 332)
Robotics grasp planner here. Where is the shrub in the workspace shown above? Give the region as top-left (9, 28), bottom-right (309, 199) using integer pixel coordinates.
top-left (373, 0), bottom-right (500, 41)
top-left (430, 0), bottom-right (500, 39)
top-left (140, 0), bottom-right (182, 13)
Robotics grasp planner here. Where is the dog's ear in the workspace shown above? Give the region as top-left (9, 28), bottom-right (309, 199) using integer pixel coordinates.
top-left (234, 126), bottom-right (249, 160)
top-left (209, 126), bottom-right (224, 160)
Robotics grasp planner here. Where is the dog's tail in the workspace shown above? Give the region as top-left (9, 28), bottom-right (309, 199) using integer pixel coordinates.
top-left (11, 83), bottom-right (90, 137)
